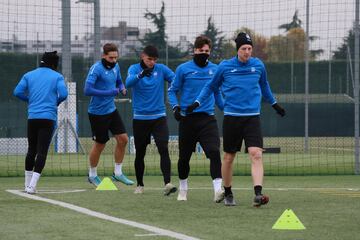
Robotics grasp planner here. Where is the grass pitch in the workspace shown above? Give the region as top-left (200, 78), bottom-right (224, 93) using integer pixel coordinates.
top-left (1, 175), bottom-right (359, 240)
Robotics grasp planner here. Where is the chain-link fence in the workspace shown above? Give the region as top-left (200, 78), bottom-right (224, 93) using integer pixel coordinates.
top-left (0, 0), bottom-right (359, 176)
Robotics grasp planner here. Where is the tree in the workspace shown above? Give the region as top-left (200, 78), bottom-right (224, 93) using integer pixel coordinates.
top-left (278, 9), bottom-right (320, 44)
top-left (202, 16), bottom-right (225, 60)
top-left (142, 2), bottom-right (166, 49)
top-left (269, 10), bottom-right (323, 61)
top-left (221, 40), bottom-right (236, 59)
top-left (332, 28), bottom-right (356, 60)
top-left (141, 2), bottom-right (185, 59)
top-left (267, 28), bottom-right (324, 62)
top-left (268, 28), bottom-right (303, 62)
top-left (267, 36), bottom-right (287, 62)
top-left (278, 9), bottom-right (302, 32)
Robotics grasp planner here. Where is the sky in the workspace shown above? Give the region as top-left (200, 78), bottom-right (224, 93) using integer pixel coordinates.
top-left (0, 0), bottom-right (356, 59)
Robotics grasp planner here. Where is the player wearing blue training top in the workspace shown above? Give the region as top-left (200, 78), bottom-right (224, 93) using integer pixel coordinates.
top-left (168, 36), bottom-right (225, 202)
top-left (187, 32), bottom-right (286, 207)
top-left (13, 51), bottom-right (68, 194)
top-left (126, 45), bottom-right (177, 196)
top-left (84, 43), bottom-right (134, 187)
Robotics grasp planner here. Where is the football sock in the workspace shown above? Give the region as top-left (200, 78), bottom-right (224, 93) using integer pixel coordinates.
top-left (254, 185), bottom-right (262, 196)
top-left (114, 163), bottom-right (123, 176)
top-left (25, 170), bottom-right (33, 188)
top-left (224, 186), bottom-right (232, 196)
top-left (29, 172), bottom-right (41, 189)
top-left (89, 167), bottom-right (97, 178)
top-left (212, 178), bottom-right (222, 193)
top-left (179, 178), bottom-right (188, 191)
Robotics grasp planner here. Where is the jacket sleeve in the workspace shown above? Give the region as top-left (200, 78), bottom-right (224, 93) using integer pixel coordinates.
top-left (115, 64), bottom-right (125, 91)
top-left (84, 65), bottom-right (117, 96)
top-left (163, 65), bottom-right (176, 84)
top-left (167, 66), bottom-right (183, 109)
top-left (84, 82), bottom-right (117, 97)
top-left (57, 76), bottom-right (68, 105)
top-left (13, 75), bottom-right (29, 102)
top-left (214, 88), bottom-right (224, 111)
top-left (125, 65), bottom-right (141, 88)
top-left (259, 63), bottom-right (276, 105)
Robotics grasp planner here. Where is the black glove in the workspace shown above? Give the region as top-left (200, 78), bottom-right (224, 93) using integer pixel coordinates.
top-left (272, 103), bottom-right (285, 117)
top-left (138, 68), bottom-right (153, 78)
top-left (186, 102), bottom-right (200, 114)
top-left (173, 106), bottom-right (182, 121)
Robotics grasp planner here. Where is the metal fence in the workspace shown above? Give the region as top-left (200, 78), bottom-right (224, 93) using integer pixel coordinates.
top-left (0, 0), bottom-right (359, 176)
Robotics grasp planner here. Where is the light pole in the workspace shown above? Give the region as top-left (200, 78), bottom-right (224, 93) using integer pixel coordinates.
top-left (75, 0), bottom-right (101, 63)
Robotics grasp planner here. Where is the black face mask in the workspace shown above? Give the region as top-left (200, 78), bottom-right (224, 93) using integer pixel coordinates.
top-left (101, 58), bottom-right (116, 69)
top-left (193, 53), bottom-right (210, 67)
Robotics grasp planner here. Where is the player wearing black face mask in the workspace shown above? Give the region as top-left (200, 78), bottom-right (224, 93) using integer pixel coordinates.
top-left (168, 35), bottom-right (225, 203)
top-left (84, 43), bottom-right (133, 188)
top-left (101, 58), bottom-right (117, 69)
top-left (187, 32), bottom-right (286, 207)
top-left (193, 53), bottom-right (210, 67)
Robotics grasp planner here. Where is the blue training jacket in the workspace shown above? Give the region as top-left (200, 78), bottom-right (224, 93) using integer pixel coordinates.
top-left (84, 61), bottom-right (125, 115)
top-left (126, 63), bottom-right (175, 120)
top-left (13, 67), bottom-right (68, 121)
top-left (168, 60), bottom-right (224, 116)
top-left (196, 56), bottom-right (276, 116)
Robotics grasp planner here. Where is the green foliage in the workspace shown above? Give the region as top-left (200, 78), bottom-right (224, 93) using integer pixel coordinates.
top-left (332, 28), bottom-right (357, 60)
top-left (267, 28), bottom-right (307, 62)
top-left (202, 16), bottom-right (225, 60)
top-left (142, 2), bottom-right (166, 49)
top-left (278, 9), bottom-right (302, 32)
top-left (141, 1), bottom-right (186, 59)
top-left (272, 10), bottom-right (323, 60)
top-left (221, 40), bottom-right (236, 59)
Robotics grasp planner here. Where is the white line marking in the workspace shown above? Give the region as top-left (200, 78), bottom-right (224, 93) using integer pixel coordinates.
top-left (6, 190), bottom-right (200, 240)
top-left (9, 189), bottom-right (86, 194)
top-left (37, 189), bottom-right (87, 194)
